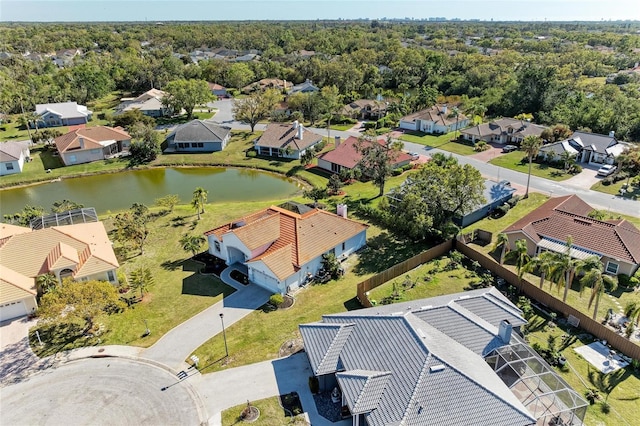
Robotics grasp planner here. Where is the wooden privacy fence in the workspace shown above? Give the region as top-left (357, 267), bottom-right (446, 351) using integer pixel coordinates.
top-left (356, 239), bottom-right (454, 308)
top-left (456, 241), bottom-right (640, 360)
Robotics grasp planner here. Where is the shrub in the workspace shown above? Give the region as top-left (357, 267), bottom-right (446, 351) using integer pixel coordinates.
top-left (507, 195), bottom-right (522, 208)
top-left (568, 164), bottom-right (582, 174)
top-left (269, 293), bottom-right (284, 307)
top-left (308, 376), bottom-right (319, 394)
top-left (363, 121), bottom-right (377, 130)
top-left (613, 171), bottom-right (628, 183)
top-left (601, 177), bottom-right (613, 186)
top-left (392, 168), bottom-right (403, 176)
top-left (314, 140), bottom-right (327, 152)
top-left (474, 141), bottom-right (490, 152)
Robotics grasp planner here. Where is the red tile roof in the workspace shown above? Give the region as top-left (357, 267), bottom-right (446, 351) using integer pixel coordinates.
top-left (503, 195), bottom-right (640, 264)
top-left (205, 205), bottom-right (368, 280)
top-left (54, 126), bottom-right (131, 153)
top-left (319, 136), bottom-right (412, 169)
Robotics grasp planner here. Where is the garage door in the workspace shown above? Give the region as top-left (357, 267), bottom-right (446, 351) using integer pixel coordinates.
top-left (0, 300), bottom-right (27, 322)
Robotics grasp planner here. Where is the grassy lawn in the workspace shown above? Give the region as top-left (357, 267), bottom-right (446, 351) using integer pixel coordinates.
top-left (462, 192), bottom-right (549, 235)
top-left (397, 130), bottom-right (454, 147)
top-left (489, 151), bottom-right (572, 181)
top-left (330, 123), bottom-right (355, 131)
top-left (368, 254), bottom-right (479, 304)
top-left (591, 180), bottom-right (639, 200)
top-left (525, 313), bottom-right (640, 426)
top-left (222, 396), bottom-right (307, 426)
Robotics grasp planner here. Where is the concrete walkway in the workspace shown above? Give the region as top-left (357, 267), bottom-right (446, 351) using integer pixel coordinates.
top-left (141, 266), bottom-right (271, 371)
top-left (195, 352), bottom-right (350, 426)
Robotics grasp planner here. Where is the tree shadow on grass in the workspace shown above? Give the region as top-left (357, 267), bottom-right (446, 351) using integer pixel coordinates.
top-left (352, 232), bottom-right (428, 276)
top-left (38, 148), bottom-right (65, 170)
top-left (161, 259), bottom-right (186, 271)
top-left (29, 322), bottom-right (93, 358)
top-left (181, 260), bottom-right (235, 297)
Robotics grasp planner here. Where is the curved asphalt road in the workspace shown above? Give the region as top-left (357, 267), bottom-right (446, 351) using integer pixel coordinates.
top-left (209, 98), bottom-right (638, 217)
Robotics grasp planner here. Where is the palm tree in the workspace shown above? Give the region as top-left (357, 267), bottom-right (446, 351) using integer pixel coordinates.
top-left (37, 273), bottom-right (58, 295)
top-left (581, 265), bottom-right (617, 320)
top-left (464, 101), bottom-right (486, 125)
top-left (575, 255), bottom-right (603, 296)
top-left (523, 251), bottom-right (555, 288)
top-left (191, 187), bottom-right (208, 220)
top-left (550, 236), bottom-right (578, 303)
top-left (492, 233), bottom-right (510, 265)
top-left (448, 106), bottom-right (461, 140)
top-left (624, 302), bottom-right (640, 326)
top-left (521, 135), bottom-right (543, 199)
top-left (180, 234), bottom-right (206, 258)
top-left (506, 239), bottom-right (530, 285)
top-left (129, 267), bottom-right (155, 298)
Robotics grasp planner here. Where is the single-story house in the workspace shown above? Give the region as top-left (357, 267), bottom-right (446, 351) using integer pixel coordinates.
top-left (502, 195), bottom-right (640, 276)
top-left (207, 82), bottom-right (228, 98)
top-left (116, 88), bottom-right (170, 117)
top-left (300, 287), bottom-right (587, 425)
top-left (204, 202), bottom-right (368, 294)
top-left (164, 120), bottom-right (231, 153)
top-left (0, 221), bottom-right (119, 321)
top-left (0, 140), bottom-right (31, 176)
top-left (254, 121), bottom-right (323, 160)
top-left (34, 102), bottom-right (92, 128)
top-left (567, 131), bottom-right (627, 165)
top-left (460, 118), bottom-right (547, 145)
top-left (399, 104), bottom-right (469, 134)
top-left (454, 179), bottom-right (516, 227)
top-left (538, 139), bottom-right (580, 162)
top-left (54, 126), bottom-right (131, 166)
top-left (241, 78), bottom-right (292, 94)
top-left (317, 136), bottom-right (412, 174)
top-left (340, 99), bottom-right (387, 120)
top-left (289, 79), bottom-right (319, 94)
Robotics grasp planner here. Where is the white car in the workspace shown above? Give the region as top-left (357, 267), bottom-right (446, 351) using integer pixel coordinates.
top-left (597, 164), bottom-right (616, 177)
top-left (410, 152), bottom-right (420, 160)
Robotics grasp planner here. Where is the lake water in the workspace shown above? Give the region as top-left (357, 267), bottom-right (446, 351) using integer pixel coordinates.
top-left (0, 167), bottom-right (302, 215)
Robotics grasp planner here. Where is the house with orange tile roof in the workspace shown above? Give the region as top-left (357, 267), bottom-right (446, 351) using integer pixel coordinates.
top-left (317, 136), bottom-right (412, 174)
top-left (204, 202), bottom-right (367, 294)
top-left (255, 121), bottom-right (324, 160)
top-left (0, 221), bottom-right (119, 321)
top-left (54, 126), bottom-right (131, 165)
top-left (502, 195), bottom-right (640, 276)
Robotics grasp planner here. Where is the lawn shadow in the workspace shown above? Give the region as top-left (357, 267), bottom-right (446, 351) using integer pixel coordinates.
top-left (343, 296), bottom-right (364, 311)
top-left (352, 232), bottom-right (429, 275)
top-left (38, 149), bottom-right (65, 170)
top-left (181, 261), bottom-right (235, 297)
top-left (161, 258), bottom-right (186, 271)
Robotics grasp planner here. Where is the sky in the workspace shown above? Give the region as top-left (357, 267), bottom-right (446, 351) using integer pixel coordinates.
top-left (1, 0), bottom-right (639, 22)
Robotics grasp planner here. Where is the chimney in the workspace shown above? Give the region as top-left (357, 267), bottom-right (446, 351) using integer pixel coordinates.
top-left (441, 105), bottom-right (447, 115)
top-left (78, 137), bottom-right (84, 149)
top-left (609, 130), bottom-right (615, 138)
top-left (335, 136), bottom-right (341, 148)
top-left (297, 124), bottom-right (303, 140)
top-left (337, 203), bottom-right (347, 218)
top-left (292, 120), bottom-right (298, 129)
top-left (498, 320), bottom-right (512, 344)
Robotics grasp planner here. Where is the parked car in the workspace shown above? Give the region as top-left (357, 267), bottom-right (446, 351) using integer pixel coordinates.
top-left (502, 145), bottom-right (518, 153)
top-left (597, 164), bottom-right (616, 177)
top-left (410, 152), bottom-right (420, 160)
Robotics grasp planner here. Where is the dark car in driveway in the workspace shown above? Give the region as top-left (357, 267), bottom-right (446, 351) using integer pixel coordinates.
top-left (502, 144), bottom-right (518, 153)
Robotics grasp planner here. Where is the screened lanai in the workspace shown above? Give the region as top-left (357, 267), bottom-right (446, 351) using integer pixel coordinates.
top-left (486, 342), bottom-right (588, 426)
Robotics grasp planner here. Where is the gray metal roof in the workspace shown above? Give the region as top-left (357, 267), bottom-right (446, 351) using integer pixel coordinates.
top-left (298, 323), bottom-right (354, 375)
top-left (168, 119), bottom-right (231, 143)
top-left (455, 293), bottom-right (527, 328)
top-left (570, 131), bottom-right (617, 154)
top-left (35, 102), bottom-right (91, 119)
top-left (300, 288), bottom-right (538, 426)
top-left (336, 370), bottom-right (391, 415)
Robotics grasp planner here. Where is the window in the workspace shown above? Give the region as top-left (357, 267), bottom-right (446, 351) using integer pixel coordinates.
top-left (107, 270), bottom-right (116, 282)
top-left (68, 155), bottom-right (77, 164)
top-left (197, 142), bottom-right (204, 148)
top-left (605, 261), bottom-right (619, 275)
top-left (342, 242), bottom-right (346, 251)
top-left (331, 163), bottom-right (341, 173)
top-left (214, 241), bottom-right (221, 252)
top-left (191, 143), bottom-right (198, 148)
top-left (6, 163), bottom-right (14, 170)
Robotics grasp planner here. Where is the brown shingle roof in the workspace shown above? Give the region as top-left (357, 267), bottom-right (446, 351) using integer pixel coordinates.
top-left (461, 118), bottom-right (547, 139)
top-left (256, 123), bottom-right (323, 151)
top-left (401, 105), bottom-right (468, 127)
top-left (205, 205), bottom-right (368, 280)
top-left (319, 136), bottom-right (412, 170)
top-left (55, 126), bottom-right (131, 154)
top-left (503, 195), bottom-right (640, 264)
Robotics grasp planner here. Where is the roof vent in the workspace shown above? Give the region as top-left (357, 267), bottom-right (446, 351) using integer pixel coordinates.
top-left (430, 365), bottom-right (445, 373)
top-left (417, 329), bottom-right (426, 339)
top-left (231, 220), bottom-right (246, 229)
top-left (458, 295), bottom-right (470, 300)
top-left (391, 311), bottom-right (404, 316)
top-left (420, 305), bottom-right (432, 310)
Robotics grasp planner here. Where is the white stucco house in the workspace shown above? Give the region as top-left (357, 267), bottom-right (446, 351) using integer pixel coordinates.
top-left (399, 104), bottom-right (469, 134)
top-left (34, 102), bottom-right (92, 128)
top-left (204, 202), bottom-right (368, 294)
top-left (0, 140), bottom-right (31, 176)
top-left (254, 121), bottom-right (324, 160)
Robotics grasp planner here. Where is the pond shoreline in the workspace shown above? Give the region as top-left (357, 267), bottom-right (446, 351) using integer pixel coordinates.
top-left (0, 163), bottom-right (314, 192)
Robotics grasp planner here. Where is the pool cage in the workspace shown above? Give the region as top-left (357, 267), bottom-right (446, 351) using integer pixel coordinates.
top-left (30, 207), bottom-right (98, 230)
top-left (486, 342), bottom-right (588, 426)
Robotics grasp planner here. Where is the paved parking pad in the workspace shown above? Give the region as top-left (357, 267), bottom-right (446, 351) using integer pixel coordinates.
top-left (0, 357), bottom-right (204, 426)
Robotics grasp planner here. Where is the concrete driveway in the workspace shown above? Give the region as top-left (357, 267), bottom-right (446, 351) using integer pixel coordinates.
top-left (196, 352), bottom-right (349, 426)
top-left (0, 357), bottom-right (206, 425)
top-left (562, 164), bottom-right (603, 189)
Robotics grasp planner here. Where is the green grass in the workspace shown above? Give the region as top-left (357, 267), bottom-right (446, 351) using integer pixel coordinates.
top-left (525, 313), bottom-right (640, 426)
top-left (368, 255), bottom-right (479, 304)
top-left (462, 193), bottom-right (549, 235)
top-left (330, 123), bottom-right (355, 131)
top-left (591, 180), bottom-right (639, 200)
top-left (398, 131), bottom-right (454, 146)
top-left (222, 396), bottom-right (307, 426)
top-left (489, 152), bottom-right (571, 181)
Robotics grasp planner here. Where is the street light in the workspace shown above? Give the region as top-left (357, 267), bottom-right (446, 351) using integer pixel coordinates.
top-left (219, 313), bottom-right (228, 358)
top-left (142, 319), bottom-right (151, 337)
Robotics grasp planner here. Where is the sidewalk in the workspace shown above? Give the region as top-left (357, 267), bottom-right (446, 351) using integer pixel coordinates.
top-left (141, 266), bottom-right (271, 371)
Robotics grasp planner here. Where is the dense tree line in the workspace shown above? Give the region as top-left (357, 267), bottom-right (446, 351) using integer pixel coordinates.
top-left (1, 21), bottom-right (640, 140)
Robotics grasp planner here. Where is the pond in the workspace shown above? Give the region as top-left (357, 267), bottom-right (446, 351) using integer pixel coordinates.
top-left (0, 167), bottom-right (303, 215)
